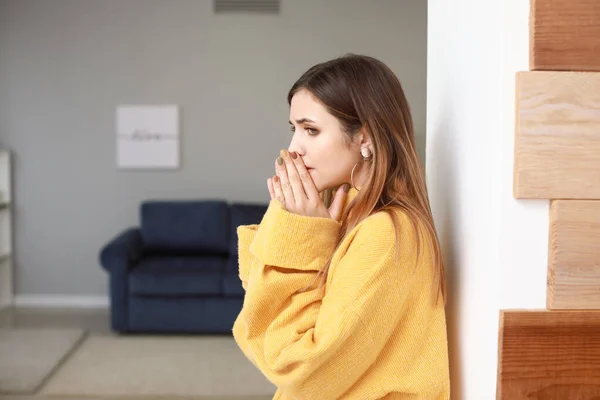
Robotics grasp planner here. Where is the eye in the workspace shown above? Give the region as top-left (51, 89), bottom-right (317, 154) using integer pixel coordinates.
top-left (306, 128), bottom-right (319, 136)
top-left (290, 125), bottom-right (296, 133)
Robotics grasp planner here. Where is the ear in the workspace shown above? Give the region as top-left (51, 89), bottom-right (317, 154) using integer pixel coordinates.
top-left (357, 127), bottom-right (372, 148)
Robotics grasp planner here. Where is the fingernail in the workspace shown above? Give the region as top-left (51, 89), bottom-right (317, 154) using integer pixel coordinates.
top-left (280, 149), bottom-right (288, 158)
top-left (343, 183), bottom-right (350, 192)
top-left (274, 176), bottom-right (279, 183)
top-left (277, 157), bottom-right (283, 165)
top-left (290, 151), bottom-right (297, 159)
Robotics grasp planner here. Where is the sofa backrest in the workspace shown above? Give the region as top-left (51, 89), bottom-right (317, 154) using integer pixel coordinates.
top-left (229, 202), bottom-right (268, 253)
top-left (140, 200), bottom-right (230, 254)
top-left (226, 202), bottom-right (268, 272)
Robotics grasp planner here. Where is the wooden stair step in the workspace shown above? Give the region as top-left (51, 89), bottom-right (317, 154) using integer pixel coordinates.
top-left (497, 310), bottom-right (600, 399)
top-left (549, 200), bottom-right (600, 309)
top-left (514, 71), bottom-right (600, 199)
top-left (531, 0), bottom-right (600, 71)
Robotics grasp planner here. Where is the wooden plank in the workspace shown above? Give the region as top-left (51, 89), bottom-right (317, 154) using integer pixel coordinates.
top-left (497, 310), bottom-right (600, 399)
top-left (548, 200), bottom-right (600, 309)
top-left (514, 71), bottom-right (600, 199)
top-left (531, 0), bottom-right (600, 71)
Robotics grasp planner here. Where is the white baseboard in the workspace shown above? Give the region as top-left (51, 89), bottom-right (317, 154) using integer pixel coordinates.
top-left (13, 295), bottom-right (109, 309)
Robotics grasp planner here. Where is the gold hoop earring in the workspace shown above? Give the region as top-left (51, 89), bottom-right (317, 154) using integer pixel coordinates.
top-left (350, 162), bottom-right (361, 191)
top-left (350, 148), bottom-right (373, 191)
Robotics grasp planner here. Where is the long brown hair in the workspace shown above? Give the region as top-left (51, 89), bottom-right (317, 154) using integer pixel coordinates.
top-left (288, 54), bottom-right (446, 306)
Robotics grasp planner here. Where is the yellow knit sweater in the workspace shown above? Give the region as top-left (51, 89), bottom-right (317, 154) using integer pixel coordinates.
top-left (232, 188), bottom-right (450, 400)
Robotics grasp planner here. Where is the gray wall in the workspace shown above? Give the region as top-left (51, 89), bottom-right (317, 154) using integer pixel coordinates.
top-left (0, 0), bottom-right (427, 297)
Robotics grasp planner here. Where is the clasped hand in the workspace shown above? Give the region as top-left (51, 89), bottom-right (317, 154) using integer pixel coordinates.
top-left (267, 150), bottom-right (349, 222)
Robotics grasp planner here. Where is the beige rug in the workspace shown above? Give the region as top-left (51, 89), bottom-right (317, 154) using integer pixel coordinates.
top-left (40, 334), bottom-right (277, 398)
top-left (0, 328), bottom-right (86, 394)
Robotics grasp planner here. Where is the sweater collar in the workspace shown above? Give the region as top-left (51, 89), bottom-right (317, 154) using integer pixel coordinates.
top-left (345, 186), bottom-right (359, 206)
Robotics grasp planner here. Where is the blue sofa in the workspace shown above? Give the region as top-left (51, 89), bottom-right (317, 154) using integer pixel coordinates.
top-left (99, 199), bottom-right (268, 334)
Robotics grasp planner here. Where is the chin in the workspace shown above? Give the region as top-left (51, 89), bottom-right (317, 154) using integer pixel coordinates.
top-left (312, 174), bottom-right (344, 193)
top-left (316, 183), bottom-right (331, 193)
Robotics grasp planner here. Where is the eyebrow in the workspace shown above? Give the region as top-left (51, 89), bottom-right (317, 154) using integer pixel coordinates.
top-left (289, 118), bottom-right (316, 125)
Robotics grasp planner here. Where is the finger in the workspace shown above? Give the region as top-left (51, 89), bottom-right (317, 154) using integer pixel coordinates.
top-left (328, 183), bottom-right (350, 221)
top-left (281, 150), bottom-right (307, 202)
top-left (276, 152), bottom-right (295, 205)
top-left (289, 151), bottom-right (318, 201)
top-left (267, 177), bottom-right (275, 200)
top-left (272, 175), bottom-right (286, 207)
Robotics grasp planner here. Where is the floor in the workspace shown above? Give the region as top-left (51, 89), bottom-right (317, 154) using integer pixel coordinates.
top-left (0, 306), bottom-right (273, 400)
top-left (0, 306), bottom-right (112, 333)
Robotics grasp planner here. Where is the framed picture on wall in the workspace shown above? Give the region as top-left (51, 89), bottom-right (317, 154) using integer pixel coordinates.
top-left (116, 105), bottom-right (180, 169)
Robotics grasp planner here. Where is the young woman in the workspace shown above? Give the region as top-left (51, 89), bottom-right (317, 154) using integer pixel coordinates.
top-left (232, 54), bottom-right (450, 400)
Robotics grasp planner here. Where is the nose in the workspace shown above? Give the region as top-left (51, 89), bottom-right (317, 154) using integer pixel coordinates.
top-left (287, 134), bottom-right (304, 158)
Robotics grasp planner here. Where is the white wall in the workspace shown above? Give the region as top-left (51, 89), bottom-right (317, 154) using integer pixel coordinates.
top-left (0, 0), bottom-right (427, 299)
top-left (427, 0), bottom-right (549, 398)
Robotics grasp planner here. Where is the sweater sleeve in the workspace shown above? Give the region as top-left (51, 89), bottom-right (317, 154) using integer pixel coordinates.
top-left (232, 200), bottom-right (420, 400)
top-left (236, 223), bottom-right (258, 291)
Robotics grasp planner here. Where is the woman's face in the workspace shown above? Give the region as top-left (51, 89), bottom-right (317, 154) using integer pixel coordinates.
top-left (288, 89), bottom-right (366, 192)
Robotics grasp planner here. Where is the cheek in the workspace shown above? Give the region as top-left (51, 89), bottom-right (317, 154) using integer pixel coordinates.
top-left (318, 147), bottom-right (354, 180)
top-left (310, 134), bottom-right (352, 175)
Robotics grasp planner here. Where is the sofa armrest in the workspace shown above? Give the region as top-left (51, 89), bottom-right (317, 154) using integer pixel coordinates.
top-left (99, 228), bottom-right (144, 274)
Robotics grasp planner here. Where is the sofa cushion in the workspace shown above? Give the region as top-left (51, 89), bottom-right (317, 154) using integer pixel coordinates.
top-left (140, 201), bottom-right (229, 253)
top-left (129, 256), bottom-right (225, 296)
top-left (128, 296), bottom-right (244, 333)
top-left (229, 203), bottom-right (268, 256)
